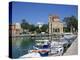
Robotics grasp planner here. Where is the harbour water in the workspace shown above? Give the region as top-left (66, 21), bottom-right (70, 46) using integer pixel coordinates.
top-left (11, 34), bottom-right (76, 58)
top-left (12, 38), bottom-right (35, 58)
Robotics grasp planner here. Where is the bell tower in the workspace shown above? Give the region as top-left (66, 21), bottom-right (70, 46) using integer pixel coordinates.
top-left (48, 15), bottom-right (63, 34)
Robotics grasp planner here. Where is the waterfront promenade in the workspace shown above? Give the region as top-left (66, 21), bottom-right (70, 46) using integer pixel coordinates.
top-left (64, 37), bottom-right (78, 55)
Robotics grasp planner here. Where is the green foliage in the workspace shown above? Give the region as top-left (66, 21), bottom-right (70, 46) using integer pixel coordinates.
top-left (63, 27), bottom-right (69, 32)
top-left (20, 19), bottom-right (48, 33)
top-left (41, 24), bottom-right (48, 32)
top-left (34, 26), bottom-right (41, 33)
top-left (63, 16), bottom-right (78, 32)
top-left (29, 24), bottom-right (36, 32)
top-left (21, 19), bottom-right (30, 30)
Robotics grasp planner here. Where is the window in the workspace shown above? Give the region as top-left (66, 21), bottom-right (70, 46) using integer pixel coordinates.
top-left (53, 28), bottom-right (60, 32)
top-left (57, 28), bottom-right (60, 32)
top-left (55, 29), bottom-right (57, 32)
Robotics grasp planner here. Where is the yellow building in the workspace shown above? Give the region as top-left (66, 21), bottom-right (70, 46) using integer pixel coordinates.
top-left (48, 15), bottom-right (63, 34)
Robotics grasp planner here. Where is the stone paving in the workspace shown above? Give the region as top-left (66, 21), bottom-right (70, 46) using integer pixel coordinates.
top-left (64, 37), bottom-right (78, 55)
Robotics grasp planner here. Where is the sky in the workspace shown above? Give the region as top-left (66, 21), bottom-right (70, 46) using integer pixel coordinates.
top-left (11, 1), bottom-right (78, 25)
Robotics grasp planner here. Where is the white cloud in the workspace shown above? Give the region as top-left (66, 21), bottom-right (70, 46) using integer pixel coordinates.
top-left (37, 22), bottom-right (44, 25)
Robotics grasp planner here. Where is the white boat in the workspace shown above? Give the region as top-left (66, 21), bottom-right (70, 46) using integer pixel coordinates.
top-left (50, 41), bottom-right (64, 55)
top-left (34, 39), bottom-right (50, 56)
top-left (35, 39), bottom-right (50, 46)
top-left (20, 52), bottom-right (41, 58)
top-left (64, 33), bottom-right (74, 39)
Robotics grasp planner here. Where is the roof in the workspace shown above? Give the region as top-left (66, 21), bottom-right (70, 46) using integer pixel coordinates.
top-left (49, 15), bottom-right (59, 19)
top-left (49, 15), bottom-right (60, 22)
top-left (52, 15), bottom-right (59, 19)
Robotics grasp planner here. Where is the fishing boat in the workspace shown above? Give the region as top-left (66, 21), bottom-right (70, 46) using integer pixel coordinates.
top-left (34, 39), bottom-right (50, 56)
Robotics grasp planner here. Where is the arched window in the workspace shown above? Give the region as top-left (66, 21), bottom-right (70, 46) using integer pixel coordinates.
top-left (53, 28), bottom-right (60, 32)
top-left (55, 29), bottom-right (57, 32)
top-left (57, 28), bottom-right (60, 32)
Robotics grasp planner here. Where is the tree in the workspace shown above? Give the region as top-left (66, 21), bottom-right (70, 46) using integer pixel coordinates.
top-left (29, 24), bottom-right (36, 33)
top-left (35, 26), bottom-right (41, 33)
top-left (21, 19), bottom-right (30, 33)
top-left (63, 16), bottom-right (78, 32)
top-left (41, 24), bottom-right (48, 32)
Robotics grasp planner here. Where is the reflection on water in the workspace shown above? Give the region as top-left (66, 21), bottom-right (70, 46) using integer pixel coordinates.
top-left (12, 38), bottom-right (35, 58)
